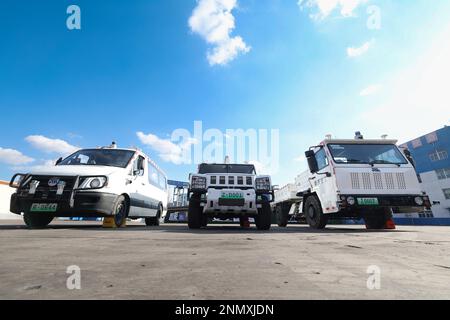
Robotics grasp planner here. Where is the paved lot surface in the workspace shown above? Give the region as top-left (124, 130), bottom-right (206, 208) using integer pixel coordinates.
top-left (0, 219), bottom-right (449, 300)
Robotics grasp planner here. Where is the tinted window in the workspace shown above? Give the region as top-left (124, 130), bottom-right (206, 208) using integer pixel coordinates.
top-left (148, 161), bottom-right (167, 191)
top-left (198, 164), bottom-right (256, 174)
top-left (59, 149), bottom-right (135, 168)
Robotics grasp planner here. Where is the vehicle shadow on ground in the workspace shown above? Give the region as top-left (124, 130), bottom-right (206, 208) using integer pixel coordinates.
top-left (0, 222), bottom-right (410, 234)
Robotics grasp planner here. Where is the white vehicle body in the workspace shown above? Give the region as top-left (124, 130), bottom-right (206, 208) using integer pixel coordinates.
top-left (10, 146), bottom-right (169, 223)
top-left (273, 137), bottom-right (431, 228)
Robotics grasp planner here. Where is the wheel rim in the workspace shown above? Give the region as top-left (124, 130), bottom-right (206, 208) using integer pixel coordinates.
top-left (115, 201), bottom-right (126, 225)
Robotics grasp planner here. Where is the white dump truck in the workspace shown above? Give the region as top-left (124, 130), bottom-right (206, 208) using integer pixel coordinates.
top-left (273, 132), bottom-right (431, 229)
top-left (187, 161), bottom-right (274, 230)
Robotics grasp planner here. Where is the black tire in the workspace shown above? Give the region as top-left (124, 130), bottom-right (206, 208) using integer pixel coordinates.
top-left (188, 194), bottom-right (203, 229)
top-left (145, 205), bottom-right (162, 227)
top-left (276, 204), bottom-right (289, 227)
top-left (304, 196), bottom-right (328, 229)
top-left (255, 201), bottom-right (272, 231)
top-left (363, 209), bottom-right (390, 229)
top-left (23, 212), bottom-right (53, 229)
top-left (113, 195), bottom-right (129, 228)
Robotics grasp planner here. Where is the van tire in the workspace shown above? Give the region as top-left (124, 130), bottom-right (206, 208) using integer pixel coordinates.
top-left (276, 204), bottom-right (289, 227)
top-left (113, 195), bottom-right (128, 228)
top-left (23, 213), bottom-right (53, 229)
top-left (255, 200), bottom-right (272, 230)
top-left (304, 196), bottom-right (328, 229)
top-left (145, 206), bottom-right (162, 227)
top-left (188, 194), bottom-right (203, 229)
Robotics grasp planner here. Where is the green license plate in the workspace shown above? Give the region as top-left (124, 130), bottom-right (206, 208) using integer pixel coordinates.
top-left (30, 203), bottom-right (58, 213)
top-left (357, 198), bottom-right (379, 206)
top-left (221, 192), bottom-right (244, 200)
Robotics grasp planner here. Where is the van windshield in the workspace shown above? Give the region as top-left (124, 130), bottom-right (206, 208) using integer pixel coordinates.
top-left (198, 164), bottom-right (256, 174)
top-left (327, 144), bottom-right (408, 165)
top-left (58, 149), bottom-right (135, 168)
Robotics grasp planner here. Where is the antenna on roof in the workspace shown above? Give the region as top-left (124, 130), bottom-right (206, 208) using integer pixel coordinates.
top-left (110, 141), bottom-right (117, 149)
top-left (325, 134), bottom-right (332, 140)
top-left (381, 134), bottom-right (388, 140)
top-left (224, 156), bottom-right (230, 164)
top-left (354, 131), bottom-right (364, 140)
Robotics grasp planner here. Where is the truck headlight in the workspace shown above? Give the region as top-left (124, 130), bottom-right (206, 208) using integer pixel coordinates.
top-left (347, 196), bottom-right (356, 206)
top-left (191, 176), bottom-right (207, 190)
top-left (414, 196), bottom-right (424, 206)
top-left (79, 176), bottom-right (107, 190)
top-left (255, 177), bottom-right (271, 191)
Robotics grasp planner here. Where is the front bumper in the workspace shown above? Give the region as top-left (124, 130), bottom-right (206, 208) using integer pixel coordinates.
top-left (10, 191), bottom-right (118, 217)
top-left (339, 194), bottom-right (431, 210)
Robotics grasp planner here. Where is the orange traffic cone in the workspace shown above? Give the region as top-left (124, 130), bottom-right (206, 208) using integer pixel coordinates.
top-left (384, 218), bottom-right (396, 230)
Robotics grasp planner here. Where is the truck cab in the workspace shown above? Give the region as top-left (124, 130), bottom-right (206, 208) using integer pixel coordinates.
top-left (9, 144), bottom-right (169, 228)
top-left (187, 162), bottom-right (274, 230)
top-left (299, 134), bottom-right (431, 229)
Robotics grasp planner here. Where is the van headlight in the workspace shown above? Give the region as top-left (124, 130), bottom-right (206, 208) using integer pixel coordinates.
top-left (79, 176), bottom-right (108, 190)
top-left (255, 177), bottom-right (271, 191)
top-left (191, 176), bottom-right (207, 190)
top-left (414, 196), bottom-right (424, 206)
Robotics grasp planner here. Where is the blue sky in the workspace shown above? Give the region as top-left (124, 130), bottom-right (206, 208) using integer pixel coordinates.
top-left (0, 0), bottom-right (449, 184)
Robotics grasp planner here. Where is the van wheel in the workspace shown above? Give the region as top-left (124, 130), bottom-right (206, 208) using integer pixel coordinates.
top-left (304, 196), bottom-right (328, 229)
top-left (145, 206), bottom-right (162, 226)
top-left (113, 195), bottom-right (128, 227)
top-left (23, 213), bottom-right (53, 229)
top-left (255, 200), bottom-right (272, 230)
top-left (363, 209), bottom-right (389, 229)
top-left (276, 204), bottom-right (289, 227)
top-left (188, 194), bottom-right (203, 229)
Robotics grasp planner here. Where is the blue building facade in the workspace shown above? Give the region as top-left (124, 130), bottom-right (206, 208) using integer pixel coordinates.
top-left (399, 126), bottom-right (450, 218)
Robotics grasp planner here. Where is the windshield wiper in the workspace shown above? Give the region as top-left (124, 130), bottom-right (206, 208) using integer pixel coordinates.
top-left (369, 160), bottom-right (401, 167)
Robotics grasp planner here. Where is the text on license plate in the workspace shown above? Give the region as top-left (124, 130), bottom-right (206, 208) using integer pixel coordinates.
top-left (357, 198), bottom-right (379, 206)
top-left (221, 192), bottom-right (244, 199)
top-left (30, 203), bottom-right (58, 212)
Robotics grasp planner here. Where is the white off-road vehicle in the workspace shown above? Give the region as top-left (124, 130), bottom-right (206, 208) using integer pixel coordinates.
top-left (10, 143), bottom-right (169, 228)
top-left (273, 133), bottom-right (431, 229)
top-left (187, 162), bottom-right (274, 230)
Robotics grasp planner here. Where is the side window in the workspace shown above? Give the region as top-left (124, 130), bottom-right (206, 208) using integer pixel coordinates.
top-left (148, 162), bottom-right (159, 187)
top-left (158, 173), bottom-right (167, 190)
top-left (315, 148), bottom-right (329, 171)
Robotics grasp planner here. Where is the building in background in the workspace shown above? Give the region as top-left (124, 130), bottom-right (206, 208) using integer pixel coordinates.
top-left (0, 181), bottom-right (17, 219)
top-left (400, 126), bottom-right (450, 218)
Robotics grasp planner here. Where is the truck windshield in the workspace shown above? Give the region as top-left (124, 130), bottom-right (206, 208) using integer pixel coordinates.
top-left (198, 164), bottom-right (256, 174)
top-left (58, 149), bottom-right (135, 168)
top-left (327, 144), bottom-right (408, 165)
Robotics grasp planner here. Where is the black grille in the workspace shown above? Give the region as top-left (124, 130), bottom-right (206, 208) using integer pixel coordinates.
top-left (18, 176), bottom-right (78, 200)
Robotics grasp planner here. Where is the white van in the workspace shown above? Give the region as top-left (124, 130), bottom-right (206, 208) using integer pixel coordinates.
top-left (9, 143), bottom-right (169, 228)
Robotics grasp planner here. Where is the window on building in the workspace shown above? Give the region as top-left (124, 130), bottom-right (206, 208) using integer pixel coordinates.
top-left (429, 150), bottom-right (448, 161)
top-left (411, 138), bottom-right (422, 149)
top-left (443, 188), bottom-right (450, 200)
top-left (436, 168), bottom-right (450, 180)
top-left (425, 132), bottom-right (438, 144)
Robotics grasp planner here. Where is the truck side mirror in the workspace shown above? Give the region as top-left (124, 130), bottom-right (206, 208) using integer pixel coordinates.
top-left (55, 157), bottom-right (63, 166)
top-left (305, 150), bottom-right (319, 174)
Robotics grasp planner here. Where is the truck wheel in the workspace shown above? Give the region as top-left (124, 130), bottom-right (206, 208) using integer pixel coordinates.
top-left (145, 205), bottom-right (162, 226)
top-left (113, 195), bottom-right (128, 228)
top-left (188, 194), bottom-right (203, 229)
top-left (255, 201), bottom-right (272, 231)
top-left (363, 210), bottom-right (390, 229)
top-left (304, 196), bottom-right (328, 229)
top-left (276, 204), bottom-right (289, 227)
top-left (23, 213), bottom-right (53, 229)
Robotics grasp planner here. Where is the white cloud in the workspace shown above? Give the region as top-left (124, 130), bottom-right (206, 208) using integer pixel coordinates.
top-left (0, 147), bottom-right (34, 165)
top-left (298, 0), bottom-right (366, 20)
top-left (137, 132), bottom-right (196, 165)
top-left (294, 155), bottom-right (306, 162)
top-left (11, 160), bottom-right (56, 172)
top-left (347, 39), bottom-right (374, 58)
top-left (360, 84), bottom-right (381, 96)
top-left (189, 0), bottom-right (251, 66)
top-left (359, 24), bottom-right (450, 143)
top-left (25, 135), bottom-right (78, 155)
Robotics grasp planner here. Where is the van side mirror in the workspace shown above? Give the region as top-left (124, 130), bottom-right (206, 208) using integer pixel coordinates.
top-left (305, 150), bottom-right (319, 174)
top-left (55, 157), bottom-right (63, 166)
